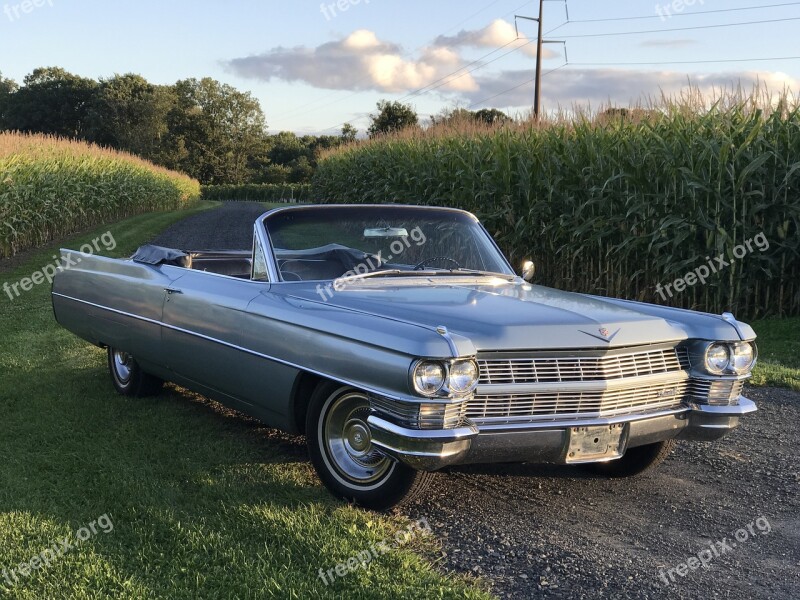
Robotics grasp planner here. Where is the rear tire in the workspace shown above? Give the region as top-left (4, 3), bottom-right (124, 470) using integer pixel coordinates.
top-left (306, 382), bottom-right (435, 511)
top-left (107, 347), bottom-right (163, 397)
top-left (584, 440), bottom-right (676, 478)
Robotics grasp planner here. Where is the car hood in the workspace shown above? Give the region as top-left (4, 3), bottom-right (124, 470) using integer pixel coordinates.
top-left (282, 279), bottom-right (746, 352)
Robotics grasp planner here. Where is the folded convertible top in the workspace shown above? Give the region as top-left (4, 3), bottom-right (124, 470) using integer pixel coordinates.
top-left (131, 245), bottom-right (190, 267)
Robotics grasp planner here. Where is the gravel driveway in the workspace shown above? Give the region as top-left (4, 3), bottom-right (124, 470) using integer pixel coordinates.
top-left (150, 201), bottom-right (268, 250)
top-left (154, 202), bottom-right (800, 600)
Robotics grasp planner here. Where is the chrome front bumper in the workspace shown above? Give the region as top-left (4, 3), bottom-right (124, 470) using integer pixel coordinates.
top-left (368, 397), bottom-right (757, 471)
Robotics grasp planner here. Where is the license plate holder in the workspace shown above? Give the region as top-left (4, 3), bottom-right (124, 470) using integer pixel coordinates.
top-left (566, 424), bottom-right (627, 463)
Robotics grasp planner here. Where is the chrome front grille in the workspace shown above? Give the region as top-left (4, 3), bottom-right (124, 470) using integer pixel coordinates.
top-left (478, 346), bottom-right (690, 385)
top-left (468, 379), bottom-right (688, 422)
top-left (470, 344), bottom-right (692, 425)
top-left (371, 396), bottom-right (466, 429)
top-left (686, 379), bottom-right (745, 406)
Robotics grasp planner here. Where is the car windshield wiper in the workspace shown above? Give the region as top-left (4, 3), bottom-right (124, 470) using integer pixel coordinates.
top-left (337, 270), bottom-right (414, 282)
top-left (340, 269), bottom-right (516, 283)
top-left (441, 268), bottom-right (517, 280)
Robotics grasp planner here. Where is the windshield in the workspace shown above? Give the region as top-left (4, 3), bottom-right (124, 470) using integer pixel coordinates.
top-left (263, 205), bottom-right (513, 282)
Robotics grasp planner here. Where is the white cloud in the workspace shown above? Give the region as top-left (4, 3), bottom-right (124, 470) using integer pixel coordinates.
top-left (434, 19), bottom-right (556, 59)
top-left (226, 29), bottom-right (478, 94)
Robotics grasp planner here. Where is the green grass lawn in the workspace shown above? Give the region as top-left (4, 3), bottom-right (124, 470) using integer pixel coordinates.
top-left (750, 317), bottom-right (800, 392)
top-left (0, 204), bottom-right (487, 600)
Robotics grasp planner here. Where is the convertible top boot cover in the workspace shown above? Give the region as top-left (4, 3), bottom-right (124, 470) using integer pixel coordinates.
top-left (131, 245), bottom-right (192, 268)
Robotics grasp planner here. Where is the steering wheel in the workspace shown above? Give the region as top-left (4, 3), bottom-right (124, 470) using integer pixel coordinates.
top-left (414, 257), bottom-right (462, 271)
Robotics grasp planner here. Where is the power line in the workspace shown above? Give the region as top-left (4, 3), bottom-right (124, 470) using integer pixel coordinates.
top-left (398, 40), bottom-right (537, 104)
top-left (397, 7), bottom-right (574, 107)
top-left (395, 38), bottom-right (530, 104)
top-left (571, 55), bottom-right (800, 67)
top-left (393, 2), bottom-right (572, 107)
top-left (559, 16), bottom-right (800, 39)
top-left (568, 1), bottom-right (800, 23)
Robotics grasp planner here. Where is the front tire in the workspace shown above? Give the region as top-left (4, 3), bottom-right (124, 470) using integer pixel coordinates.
top-left (306, 382), bottom-right (435, 511)
top-left (584, 439), bottom-right (676, 478)
top-left (107, 347), bottom-right (163, 397)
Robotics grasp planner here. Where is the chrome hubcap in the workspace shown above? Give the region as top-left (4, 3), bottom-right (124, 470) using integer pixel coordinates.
top-left (346, 422), bottom-right (370, 454)
top-left (323, 392), bottom-right (391, 485)
top-left (113, 351), bottom-right (133, 384)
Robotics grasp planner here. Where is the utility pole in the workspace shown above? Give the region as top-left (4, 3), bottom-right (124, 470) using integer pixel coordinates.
top-left (534, 0), bottom-right (544, 119)
top-left (516, 0), bottom-right (567, 120)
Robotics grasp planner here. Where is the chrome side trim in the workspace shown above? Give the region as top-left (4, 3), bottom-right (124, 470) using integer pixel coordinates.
top-left (52, 291), bottom-right (414, 403)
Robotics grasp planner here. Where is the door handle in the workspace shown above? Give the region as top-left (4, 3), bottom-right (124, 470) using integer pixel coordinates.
top-left (164, 288), bottom-right (183, 295)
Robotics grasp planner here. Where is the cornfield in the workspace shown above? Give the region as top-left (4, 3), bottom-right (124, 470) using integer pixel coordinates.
top-left (314, 91), bottom-right (800, 319)
top-left (0, 132), bottom-right (200, 258)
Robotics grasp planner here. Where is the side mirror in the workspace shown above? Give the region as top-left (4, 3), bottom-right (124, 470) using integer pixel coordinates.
top-left (521, 260), bottom-right (535, 282)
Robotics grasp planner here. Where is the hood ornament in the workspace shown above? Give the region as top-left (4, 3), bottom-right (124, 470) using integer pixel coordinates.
top-left (580, 326), bottom-right (621, 343)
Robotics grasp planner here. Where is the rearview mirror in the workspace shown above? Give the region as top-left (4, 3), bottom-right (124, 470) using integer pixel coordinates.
top-left (521, 260), bottom-right (535, 282)
top-left (364, 227), bottom-right (409, 238)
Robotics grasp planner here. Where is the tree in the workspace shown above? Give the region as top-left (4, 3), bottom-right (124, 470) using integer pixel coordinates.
top-left (474, 108), bottom-right (509, 125)
top-left (164, 77), bottom-right (268, 184)
top-left (430, 107), bottom-right (475, 127)
top-left (255, 164), bottom-right (291, 184)
top-left (3, 67), bottom-right (98, 138)
top-left (267, 131), bottom-right (307, 166)
top-left (86, 74), bottom-right (175, 160)
top-left (430, 107), bottom-right (510, 128)
top-left (288, 156), bottom-right (314, 183)
top-left (0, 72), bottom-right (18, 128)
top-left (367, 100), bottom-right (419, 137)
top-left (341, 123), bottom-right (358, 142)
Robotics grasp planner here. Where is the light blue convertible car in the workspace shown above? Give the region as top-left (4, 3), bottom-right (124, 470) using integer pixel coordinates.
top-left (52, 205), bottom-right (757, 509)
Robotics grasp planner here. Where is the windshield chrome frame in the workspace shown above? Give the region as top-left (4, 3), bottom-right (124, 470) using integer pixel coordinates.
top-left (256, 204), bottom-right (517, 284)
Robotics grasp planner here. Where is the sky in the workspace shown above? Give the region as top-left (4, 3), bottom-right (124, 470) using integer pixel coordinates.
top-left (1, 0), bottom-right (799, 135)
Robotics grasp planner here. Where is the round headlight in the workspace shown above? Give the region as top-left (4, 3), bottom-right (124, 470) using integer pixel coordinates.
top-left (449, 360), bottom-right (479, 395)
top-left (731, 342), bottom-right (756, 374)
top-left (413, 361), bottom-right (446, 396)
top-left (705, 343), bottom-right (731, 374)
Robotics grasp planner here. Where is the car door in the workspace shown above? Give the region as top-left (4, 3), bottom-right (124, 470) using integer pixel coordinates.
top-left (159, 266), bottom-right (266, 407)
